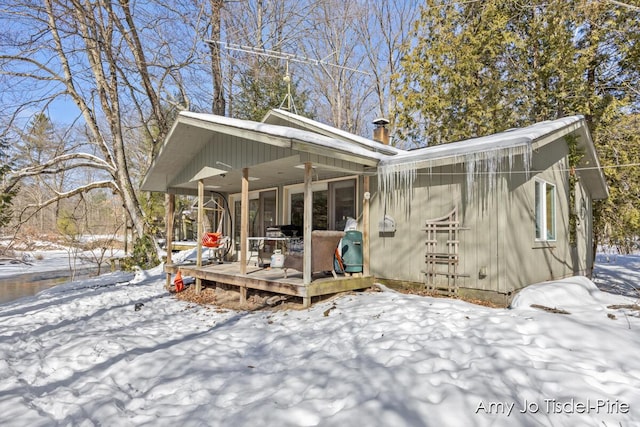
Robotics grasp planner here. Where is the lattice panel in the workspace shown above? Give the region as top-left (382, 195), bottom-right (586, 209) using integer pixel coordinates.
top-left (423, 206), bottom-right (466, 296)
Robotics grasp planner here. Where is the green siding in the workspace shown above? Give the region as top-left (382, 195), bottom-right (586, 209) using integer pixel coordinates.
top-left (369, 135), bottom-right (595, 295)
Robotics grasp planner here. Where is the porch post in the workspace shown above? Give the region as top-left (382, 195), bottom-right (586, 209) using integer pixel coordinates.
top-left (363, 176), bottom-right (370, 277)
top-left (165, 193), bottom-right (175, 291)
top-left (303, 162), bottom-right (313, 288)
top-left (196, 179), bottom-right (204, 293)
top-left (240, 168), bottom-right (249, 275)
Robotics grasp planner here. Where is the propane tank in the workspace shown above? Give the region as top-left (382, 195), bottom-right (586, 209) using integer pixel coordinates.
top-left (270, 249), bottom-right (285, 268)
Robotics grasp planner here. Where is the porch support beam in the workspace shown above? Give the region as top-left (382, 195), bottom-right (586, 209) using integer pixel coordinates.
top-left (240, 168), bottom-right (249, 275)
top-left (363, 176), bottom-right (370, 277)
top-left (303, 162), bottom-right (313, 289)
top-left (165, 193), bottom-right (175, 291)
top-left (196, 179), bottom-right (204, 293)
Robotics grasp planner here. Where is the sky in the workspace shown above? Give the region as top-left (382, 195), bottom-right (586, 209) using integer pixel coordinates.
top-left (0, 249), bottom-right (639, 426)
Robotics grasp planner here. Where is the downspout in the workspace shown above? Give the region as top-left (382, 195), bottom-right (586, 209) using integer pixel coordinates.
top-left (363, 176), bottom-right (370, 277)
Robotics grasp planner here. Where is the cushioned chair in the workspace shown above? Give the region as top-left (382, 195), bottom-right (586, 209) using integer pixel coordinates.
top-left (282, 230), bottom-right (345, 279)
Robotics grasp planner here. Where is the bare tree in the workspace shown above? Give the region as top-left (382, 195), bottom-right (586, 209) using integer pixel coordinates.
top-left (220, 0), bottom-right (320, 117)
top-left (209, 0), bottom-right (226, 115)
top-left (295, 0), bottom-right (417, 137)
top-left (355, 1), bottom-right (419, 122)
top-left (0, 0), bottom-right (419, 256)
top-left (0, 0), bottom-right (214, 250)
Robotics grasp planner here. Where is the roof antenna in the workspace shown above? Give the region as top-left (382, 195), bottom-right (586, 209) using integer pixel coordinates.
top-left (279, 60), bottom-right (298, 114)
top-left (209, 41), bottom-right (372, 115)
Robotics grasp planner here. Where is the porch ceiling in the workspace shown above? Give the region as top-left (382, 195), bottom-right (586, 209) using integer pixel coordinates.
top-left (141, 111), bottom-right (383, 195)
top-left (170, 155), bottom-right (359, 194)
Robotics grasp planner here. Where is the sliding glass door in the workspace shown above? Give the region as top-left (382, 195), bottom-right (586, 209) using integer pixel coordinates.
top-left (287, 178), bottom-right (356, 231)
top-left (329, 179), bottom-right (356, 231)
top-left (233, 189), bottom-right (277, 243)
top-left (290, 190), bottom-right (328, 230)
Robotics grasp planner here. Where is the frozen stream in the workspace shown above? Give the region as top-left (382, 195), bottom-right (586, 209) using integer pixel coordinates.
top-left (0, 249), bottom-right (118, 304)
top-left (0, 267), bottom-right (105, 304)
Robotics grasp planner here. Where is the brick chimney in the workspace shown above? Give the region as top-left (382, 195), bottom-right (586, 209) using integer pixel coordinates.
top-left (373, 118), bottom-right (390, 145)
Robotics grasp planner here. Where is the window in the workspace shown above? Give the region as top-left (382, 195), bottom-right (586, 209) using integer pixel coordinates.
top-left (291, 190), bottom-right (327, 230)
top-left (329, 180), bottom-right (356, 231)
top-left (232, 189), bottom-right (277, 242)
top-left (535, 179), bottom-right (556, 241)
top-left (286, 178), bottom-right (356, 231)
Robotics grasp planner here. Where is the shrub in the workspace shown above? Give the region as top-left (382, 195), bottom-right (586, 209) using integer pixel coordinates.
top-left (121, 234), bottom-right (160, 271)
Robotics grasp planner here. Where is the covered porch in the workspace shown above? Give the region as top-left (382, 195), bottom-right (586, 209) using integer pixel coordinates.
top-left (141, 110), bottom-right (390, 307)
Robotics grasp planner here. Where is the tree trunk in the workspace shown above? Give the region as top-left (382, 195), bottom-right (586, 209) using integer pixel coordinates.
top-left (210, 0), bottom-right (226, 116)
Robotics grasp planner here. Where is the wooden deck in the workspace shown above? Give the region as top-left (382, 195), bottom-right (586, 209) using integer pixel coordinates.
top-left (165, 261), bottom-right (374, 307)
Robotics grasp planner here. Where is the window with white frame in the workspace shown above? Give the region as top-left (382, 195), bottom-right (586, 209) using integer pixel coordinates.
top-left (535, 179), bottom-right (556, 241)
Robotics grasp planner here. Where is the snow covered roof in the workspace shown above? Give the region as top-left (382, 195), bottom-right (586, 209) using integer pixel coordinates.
top-left (378, 115), bottom-right (608, 201)
top-left (380, 116), bottom-right (584, 168)
top-left (262, 109), bottom-right (405, 156)
top-left (178, 111), bottom-right (387, 162)
top-left (141, 111), bottom-right (385, 193)
top-left (142, 110), bottom-right (607, 200)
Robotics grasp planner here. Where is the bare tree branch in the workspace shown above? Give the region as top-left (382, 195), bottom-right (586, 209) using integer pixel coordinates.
top-left (17, 179), bottom-right (119, 225)
top-left (4, 151), bottom-right (116, 194)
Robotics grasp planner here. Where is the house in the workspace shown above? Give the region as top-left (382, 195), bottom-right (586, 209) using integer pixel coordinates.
top-left (371, 116), bottom-right (608, 305)
top-left (141, 109), bottom-right (607, 306)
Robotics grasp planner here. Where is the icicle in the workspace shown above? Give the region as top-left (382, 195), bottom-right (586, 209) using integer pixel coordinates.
top-left (463, 143), bottom-right (532, 203)
top-left (378, 142), bottom-right (533, 210)
top-left (378, 161), bottom-right (417, 215)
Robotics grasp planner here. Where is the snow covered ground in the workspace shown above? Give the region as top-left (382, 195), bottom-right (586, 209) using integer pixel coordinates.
top-left (0, 249), bottom-right (102, 279)
top-left (0, 251), bottom-right (639, 426)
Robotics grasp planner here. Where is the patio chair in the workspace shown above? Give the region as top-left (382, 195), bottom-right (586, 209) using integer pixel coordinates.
top-left (282, 230), bottom-right (345, 279)
top-left (202, 232), bottom-right (229, 263)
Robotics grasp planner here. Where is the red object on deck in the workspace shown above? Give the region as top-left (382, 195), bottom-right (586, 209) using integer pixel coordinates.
top-left (334, 247), bottom-right (344, 272)
top-left (202, 232), bottom-right (222, 248)
top-left (174, 270), bottom-right (184, 293)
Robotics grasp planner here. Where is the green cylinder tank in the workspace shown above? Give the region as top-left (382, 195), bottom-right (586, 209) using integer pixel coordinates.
top-left (341, 230), bottom-right (363, 273)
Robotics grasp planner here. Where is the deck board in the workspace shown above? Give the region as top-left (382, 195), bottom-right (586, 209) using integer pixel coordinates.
top-left (165, 262), bottom-right (374, 304)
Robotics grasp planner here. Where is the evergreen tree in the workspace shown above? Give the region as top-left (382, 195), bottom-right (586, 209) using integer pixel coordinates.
top-left (393, 0), bottom-right (640, 247)
top-left (234, 59), bottom-right (310, 121)
top-left (507, 1), bottom-right (586, 123)
top-left (0, 137), bottom-right (16, 229)
top-left (393, 1), bottom-right (638, 145)
top-left (394, 1), bottom-right (523, 146)
top-left (594, 111), bottom-right (640, 252)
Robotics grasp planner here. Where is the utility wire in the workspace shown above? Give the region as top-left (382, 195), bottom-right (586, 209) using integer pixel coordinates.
top-left (407, 162), bottom-right (640, 176)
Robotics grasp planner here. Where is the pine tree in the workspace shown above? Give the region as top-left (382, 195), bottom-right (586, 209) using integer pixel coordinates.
top-left (594, 111), bottom-right (640, 252)
top-left (393, 1), bottom-right (638, 144)
top-left (393, 0), bottom-right (640, 246)
top-left (234, 59), bottom-right (310, 121)
top-left (393, 1), bottom-right (519, 146)
top-left (0, 137), bottom-right (15, 229)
